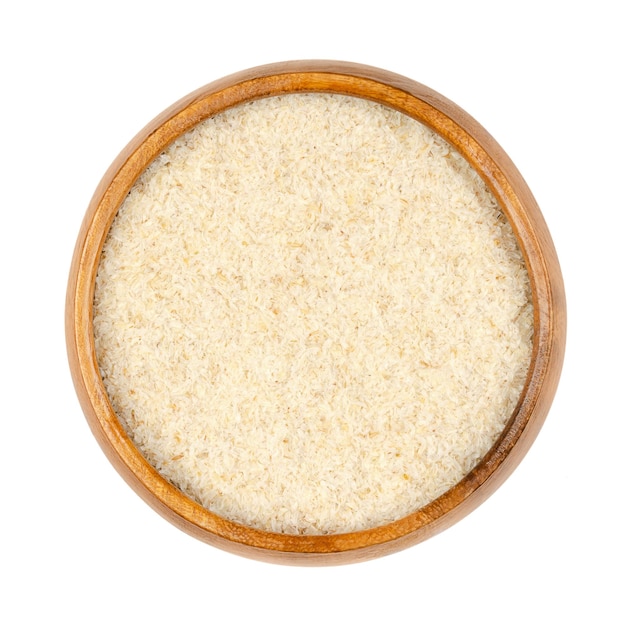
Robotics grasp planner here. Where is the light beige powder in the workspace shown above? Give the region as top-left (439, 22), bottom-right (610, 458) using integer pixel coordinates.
top-left (93, 93), bottom-right (533, 535)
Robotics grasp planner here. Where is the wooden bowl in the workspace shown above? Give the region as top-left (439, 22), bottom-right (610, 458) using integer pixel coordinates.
top-left (66, 60), bottom-right (566, 565)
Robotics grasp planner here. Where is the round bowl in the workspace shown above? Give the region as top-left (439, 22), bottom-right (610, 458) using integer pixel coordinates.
top-left (66, 60), bottom-right (566, 565)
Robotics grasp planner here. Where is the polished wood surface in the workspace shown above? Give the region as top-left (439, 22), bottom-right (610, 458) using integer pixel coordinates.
top-left (66, 60), bottom-right (566, 565)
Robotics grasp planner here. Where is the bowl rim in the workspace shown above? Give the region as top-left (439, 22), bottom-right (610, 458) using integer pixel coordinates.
top-left (66, 60), bottom-right (566, 565)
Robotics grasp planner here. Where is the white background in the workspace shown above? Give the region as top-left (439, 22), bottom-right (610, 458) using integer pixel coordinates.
top-left (2, 1), bottom-right (623, 623)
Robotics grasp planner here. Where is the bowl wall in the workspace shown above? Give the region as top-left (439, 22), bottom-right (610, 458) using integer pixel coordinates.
top-left (66, 60), bottom-right (566, 564)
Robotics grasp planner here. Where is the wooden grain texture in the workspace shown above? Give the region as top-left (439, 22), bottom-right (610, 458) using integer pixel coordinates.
top-left (66, 60), bottom-right (566, 565)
